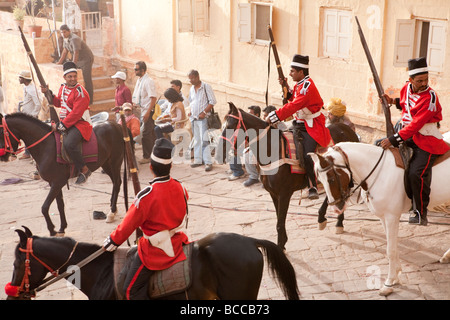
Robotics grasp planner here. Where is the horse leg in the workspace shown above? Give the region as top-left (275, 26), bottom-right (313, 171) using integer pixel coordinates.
top-left (41, 183), bottom-right (64, 236)
top-left (379, 214), bottom-right (402, 296)
top-left (335, 212), bottom-right (344, 234)
top-left (275, 193), bottom-right (292, 251)
top-left (318, 197), bottom-right (328, 230)
top-left (55, 189), bottom-right (67, 236)
top-left (439, 248), bottom-right (450, 264)
top-left (102, 162), bottom-right (121, 223)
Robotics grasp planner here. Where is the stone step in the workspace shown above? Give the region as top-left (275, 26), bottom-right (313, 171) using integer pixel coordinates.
top-left (93, 87), bottom-right (115, 102)
top-left (90, 98), bottom-right (115, 113)
top-left (93, 76), bottom-right (114, 89)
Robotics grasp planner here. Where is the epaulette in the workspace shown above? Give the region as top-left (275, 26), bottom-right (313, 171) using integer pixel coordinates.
top-left (76, 86), bottom-right (85, 98)
top-left (133, 185), bottom-right (153, 208)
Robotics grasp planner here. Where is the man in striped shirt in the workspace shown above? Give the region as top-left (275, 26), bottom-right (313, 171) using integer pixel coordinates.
top-left (187, 70), bottom-right (217, 172)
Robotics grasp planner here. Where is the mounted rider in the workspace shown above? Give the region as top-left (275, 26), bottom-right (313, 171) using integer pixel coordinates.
top-left (266, 54), bottom-right (331, 200)
top-left (103, 138), bottom-right (189, 300)
top-left (41, 61), bottom-right (93, 184)
top-left (381, 57), bottom-right (450, 226)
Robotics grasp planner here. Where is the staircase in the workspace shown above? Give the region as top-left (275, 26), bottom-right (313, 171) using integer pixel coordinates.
top-left (90, 64), bottom-right (116, 115)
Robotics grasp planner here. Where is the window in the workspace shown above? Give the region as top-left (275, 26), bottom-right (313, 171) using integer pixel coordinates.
top-left (237, 2), bottom-right (273, 45)
top-left (321, 9), bottom-right (352, 59)
top-left (394, 19), bottom-right (446, 73)
top-left (178, 0), bottom-right (210, 35)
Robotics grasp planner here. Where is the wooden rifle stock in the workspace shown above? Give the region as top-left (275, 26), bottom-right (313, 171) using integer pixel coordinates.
top-left (19, 26), bottom-right (59, 123)
top-left (118, 111), bottom-right (143, 240)
top-left (355, 16), bottom-right (394, 137)
top-left (267, 25), bottom-right (289, 105)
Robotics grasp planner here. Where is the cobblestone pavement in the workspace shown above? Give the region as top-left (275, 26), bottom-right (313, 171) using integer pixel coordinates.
top-left (0, 145), bottom-right (449, 300)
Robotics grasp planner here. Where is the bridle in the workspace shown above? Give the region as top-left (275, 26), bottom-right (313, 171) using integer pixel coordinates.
top-left (318, 146), bottom-right (386, 206)
top-left (220, 110), bottom-right (271, 153)
top-left (6, 237), bottom-right (78, 299)
top-left (0, 117), bottom-right (53, 156)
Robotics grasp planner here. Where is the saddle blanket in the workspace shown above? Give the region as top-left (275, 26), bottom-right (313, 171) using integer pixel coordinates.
top-left (281, 131), bottom-right (305, 174)
top-left (114, 243), bottom-right (193, 300)
top-left (54, 131), bottom-right (98, 165)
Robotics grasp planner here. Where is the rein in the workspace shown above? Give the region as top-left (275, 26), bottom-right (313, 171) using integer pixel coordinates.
top-left (1, 117), bottom-right (53, 155)
top-left (323, 146), bottom-right (386, 206)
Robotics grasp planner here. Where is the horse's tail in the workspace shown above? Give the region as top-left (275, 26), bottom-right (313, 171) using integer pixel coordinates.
top-left (254, 239), bottom-right (300, 300)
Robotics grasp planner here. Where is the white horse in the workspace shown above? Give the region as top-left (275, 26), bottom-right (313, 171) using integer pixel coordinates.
top-left (309, 142), bottom-right (450, 296)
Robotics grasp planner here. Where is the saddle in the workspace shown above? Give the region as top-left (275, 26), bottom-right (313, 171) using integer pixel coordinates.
top-left (113, 243), bottom-right (193, 300)
top-left (54, 132), bottom-right (98, 175)
top-left (258, 131), bottom-right (305, 175)
top-left (389, 146), bottom-right (450, 169)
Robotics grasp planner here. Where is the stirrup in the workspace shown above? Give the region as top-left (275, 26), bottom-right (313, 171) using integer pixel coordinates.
top-left (75, 170), bottom-right (92, 184)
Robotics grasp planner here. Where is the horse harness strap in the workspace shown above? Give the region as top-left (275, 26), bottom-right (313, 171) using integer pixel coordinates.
top-left (16, 238), bottom-right (79, 298)
top-left (1, 117), bottom-right (53, 155)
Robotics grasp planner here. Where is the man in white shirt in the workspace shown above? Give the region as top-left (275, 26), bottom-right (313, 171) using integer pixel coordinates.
top-left (132, 61), bottom-right (157, 163)
top-left (18, 70), bottom-right (42, 160)
top-left (187, 70), bottom-right (216, 172)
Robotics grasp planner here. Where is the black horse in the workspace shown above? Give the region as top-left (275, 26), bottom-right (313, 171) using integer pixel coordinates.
top-left (0, 113), bottom-right (125, 236)
top-left (218, 103), bottom-right (359, 250)
top-left (6, 227), bottom-right (299, 300)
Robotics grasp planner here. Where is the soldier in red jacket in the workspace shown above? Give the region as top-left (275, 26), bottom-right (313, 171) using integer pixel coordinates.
top-left (266, 54), bottom-right (331, 199)
top-left (381, 57), bottom-right (449, 225)
top-left (103, 138), bottom-right (189, 300)
top-left (42, 61), bottom-right (93, 184)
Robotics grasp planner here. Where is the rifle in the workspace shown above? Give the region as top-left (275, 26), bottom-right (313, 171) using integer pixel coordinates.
top-left (268, 25), bottom-right (290, 105)
top-left (355, 16), bottom-right (394, 137)
top-left (118, 111), bottom-right (143, 241)
top-left (19, 26), bottom-right (59, 123)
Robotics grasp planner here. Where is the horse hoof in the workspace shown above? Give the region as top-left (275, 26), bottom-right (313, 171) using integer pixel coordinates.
top-left (440, 256), bottom-right (450, 264)
top-left (318, 221), bottom-right (327, 230)
top-left (379, 285), bottom-right (394, 296)
top-left (106, 211), bottom-right (116, 223)
top-left (335, 227), bottom-right (344, 234)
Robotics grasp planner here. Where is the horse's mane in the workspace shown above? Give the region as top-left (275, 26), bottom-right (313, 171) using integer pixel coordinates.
top-left (6, 113), bottom-right (52, 132)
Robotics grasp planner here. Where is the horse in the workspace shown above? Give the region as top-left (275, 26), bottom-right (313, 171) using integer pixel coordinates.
top-left (0, 113), bottom-right (125, 236)
top-left (309, 142), bottom-right (450, 296)
top-left (6, 227), bottom-right (299, 300)
top-left (217, 102), bottom-right (360, 250)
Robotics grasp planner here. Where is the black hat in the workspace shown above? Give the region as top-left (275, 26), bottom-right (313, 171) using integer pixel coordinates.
top-left (408, 57), bottom-right (428, 76)
top-left (291, 54), bottom-right (309, 69)
top-left (151, 138), bottom-right (174, 165)
top-left (63, 61), bottom-right (78, 76)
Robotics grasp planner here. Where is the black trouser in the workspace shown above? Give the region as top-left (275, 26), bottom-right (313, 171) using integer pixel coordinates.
top-left (292, 121), bottom-right (318, 188)
top-left (78, 58), bottom-right (94, 103)
top-left (142, 111), bottom-right (156, 159)
top-left (405, 143), bottom-right (438, 216)
top-left (154, 123), bottom-right (174, 139)
top-left (64, 126), bottom-right (85, 172)
top-left (123, 253), bottom-right (153, 300)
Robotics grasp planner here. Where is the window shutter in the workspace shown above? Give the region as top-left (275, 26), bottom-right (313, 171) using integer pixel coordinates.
top-left (178, 0), bottom-right (192, 32)
top-left (394, 19), bottom-right (415, 66)
top-left (427, 21), bottom-right (446, 72)
top-left (194, 0), bottom-right (208, 35)
top-left (323, 9), bottom-right (338, 57)
top-left (337, 11), bottom-right (352, 58)
top-left (237, 3), bottom-right (251, 42)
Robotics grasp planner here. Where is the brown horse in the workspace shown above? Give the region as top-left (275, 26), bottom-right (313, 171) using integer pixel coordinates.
top-left (6, 227), bottom-right (299, 300)
top-left (217, 103), bottom-right (359, 250)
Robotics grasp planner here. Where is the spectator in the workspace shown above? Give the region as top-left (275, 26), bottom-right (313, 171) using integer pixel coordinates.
top-left (18, 70), bottom-right (42, 160)
top-left (57, 25), bottom-right (95, 104)
top-left (187, 70), bottom-right (216, 172)
top-left (326, 98), bottom-right (355, 131)
top-left (160, 80), bottom-right (189, 115)
top-left (243, 106), bottom-right (262, 187)
top-left (262, 105), bottom-right (288, 131)
top-left (118, 103), bottom-right (140, 139)
top-left (154, 88), bottom-right (187, 139)
top-left (132, 61), bottom-right (157, 164)
top-left (111, 71), bottom-right (132, 116)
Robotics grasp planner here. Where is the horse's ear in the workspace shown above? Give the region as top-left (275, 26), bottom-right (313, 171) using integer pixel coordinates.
top-left (228, 102), bottom-right (238, 113)
top-left (22, 226), bottom-right (33, 238)
top-left (15, 229), bottom-right (28, 248)
top-left (308, 152), bottom-right (329, 169)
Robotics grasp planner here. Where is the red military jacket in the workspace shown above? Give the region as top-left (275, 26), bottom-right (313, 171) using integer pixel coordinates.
top-left (275, 76), bottom-right (331, 147)
top-left (110, 176), bottom-right (189, 270)
top-left (53, 83), bottom-right (92, 141)
top-left (396, 82), bottom-right (449, 155)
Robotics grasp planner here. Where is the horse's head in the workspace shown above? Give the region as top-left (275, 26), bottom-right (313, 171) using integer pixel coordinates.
top-left (309, 148), bottom-right (353, 214)
top-left (5, 227), bottom-right (55, 300)
top-left (216, 102), bottom-right (248, 164)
